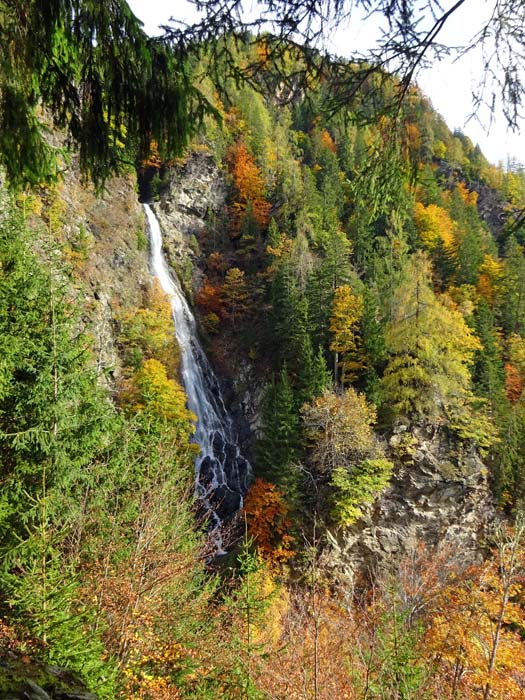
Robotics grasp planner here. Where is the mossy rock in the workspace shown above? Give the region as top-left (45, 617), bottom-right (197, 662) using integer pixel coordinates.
top-left (0, 652), bottom-right (97, 699)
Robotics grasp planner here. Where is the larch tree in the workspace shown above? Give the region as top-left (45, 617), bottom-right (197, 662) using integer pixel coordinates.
top-left (382, 251), bottom-right (482, 425)
top-left (329, 283), bottom-right (364, 385)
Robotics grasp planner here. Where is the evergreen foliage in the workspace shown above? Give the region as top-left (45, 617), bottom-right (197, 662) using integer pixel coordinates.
top-left (257, 367), bottom-right (300, 495)
top-left (382, 252), bottom-right (483, 425)
top-left (330, 458), bottom-right (393, 527)
top-left (3, 13), bottom-right (525, 698)
top-left (0, 0), bottom-right (214, 188)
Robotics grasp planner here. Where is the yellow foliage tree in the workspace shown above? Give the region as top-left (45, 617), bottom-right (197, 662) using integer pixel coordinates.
top-left (329, 284), bottom-right (364, 385)
top-left (477, 254), bottom-right (504, 307)
top-left (426, 523), bottom-right (525, 700)
top-left (456, 181), bottom-right (479, 206)
top-left (383, 252), bottom-right (485, 427)
top-left (302, 388), bottom-right (378, 475)
top-left (120, 280), bottom-right (179, 376)
top-left (126, 358), bottom-right (195, 439)
top-left (414, 201), bottom-right (456, 250)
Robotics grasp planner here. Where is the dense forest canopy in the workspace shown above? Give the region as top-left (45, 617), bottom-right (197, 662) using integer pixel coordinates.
top-left (2, 2), bottom-right (525, 699)
top-left (1, 0), bottom-right (524, 189)
top-left (166, 0), bottom-right (525, 129)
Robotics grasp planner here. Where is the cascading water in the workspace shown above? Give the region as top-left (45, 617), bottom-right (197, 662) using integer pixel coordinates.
top-left (144, 204), bottom-right (250, 543)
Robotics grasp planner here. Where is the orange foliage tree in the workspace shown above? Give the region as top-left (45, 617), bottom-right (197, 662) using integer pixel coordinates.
top-left (195, 278), bottom-right (224, 316)
top-left (243, 478), bottom-right (295, 566)
top-left (319, 128), bottom-right (337, 153)
top-left (505, 362), bottom-right (523, 403)
top-left (227, 140), bottom-right (271, 238)
top-left (425, 523), bottom-right (525, 700)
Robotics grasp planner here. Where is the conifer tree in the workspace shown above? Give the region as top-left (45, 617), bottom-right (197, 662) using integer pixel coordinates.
top-left (0, 0), bottom-right (211, 188)
top-left (0, 196), bottom-right (120, 694)
top-left (270, 263), bottom-right (310, 379)
top-left (359, 287), bottom-right (387, 403)
top-left (382, 252), bottom-right (483, 424)
top-left (257, 368), bottom-right (300, 496)
top-left (471, 298), bottom-right (506, 411)
top-left (500, 235), bottom-right (525, 335)
top-left (296, 338), bottom-right (332, 408)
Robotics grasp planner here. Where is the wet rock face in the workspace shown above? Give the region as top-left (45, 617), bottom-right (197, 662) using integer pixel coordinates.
top-left (326, 424), bottom-right (496, 583)
top-left (198, 430), bottom-right (251, 520)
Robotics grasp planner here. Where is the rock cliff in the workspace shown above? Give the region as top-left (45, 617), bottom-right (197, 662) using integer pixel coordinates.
top-left (325, 424), bottom-right (496, 585)
top-left (1, 652), bottom-right (98, 700)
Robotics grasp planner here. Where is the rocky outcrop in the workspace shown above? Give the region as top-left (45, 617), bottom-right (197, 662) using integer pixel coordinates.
top-left (24, 170), bottom-right (150, 386)
top-left (153, 150), bottom-right (226, 284)
top-left (325, 424), bottom-right (496, 585)
top-left (0, 652), bottom-right (97, 700)
top-left (59, 173), bottom-right (150, 383)
top-left (435, 160), bottom-right (508, 240)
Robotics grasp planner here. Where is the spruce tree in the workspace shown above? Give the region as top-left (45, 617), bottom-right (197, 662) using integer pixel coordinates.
top-left (471, 298), bottom-right (506, 411)
top-left (256, 368), bottom-right (300, 495)
top-left (0, 196), bottom-right (120, 695)
top-left (359, 287), bottom-right (387, 403)
top-left (500, 235), bottom-right (525, 335)
top-left (0, 0), bottom-right (212, 188)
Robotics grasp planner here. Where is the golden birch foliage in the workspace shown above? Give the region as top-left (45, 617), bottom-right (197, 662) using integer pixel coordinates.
top-left (414, 201), bottom-right (456, 249)
top-left (250, 571), bottom-right (288, 652)
top-left (446, 283), bottom-right (478, 317)
top-left (319, 128), bottom-right (337, 153)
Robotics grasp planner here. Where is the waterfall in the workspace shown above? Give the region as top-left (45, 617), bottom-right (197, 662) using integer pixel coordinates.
top-left (144, 204), bottom-right (250, 545)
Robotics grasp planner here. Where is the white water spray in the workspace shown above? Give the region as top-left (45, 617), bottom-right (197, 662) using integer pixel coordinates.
top-left (144, 204), bottom-right (250, 544)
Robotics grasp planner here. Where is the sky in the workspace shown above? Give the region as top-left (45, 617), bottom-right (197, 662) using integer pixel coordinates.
top-left (127, 0), bottom-right (524, 167)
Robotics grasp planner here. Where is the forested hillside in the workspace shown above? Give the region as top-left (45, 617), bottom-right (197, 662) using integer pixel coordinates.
top-left (2, 9), bottom-right (525, 700)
